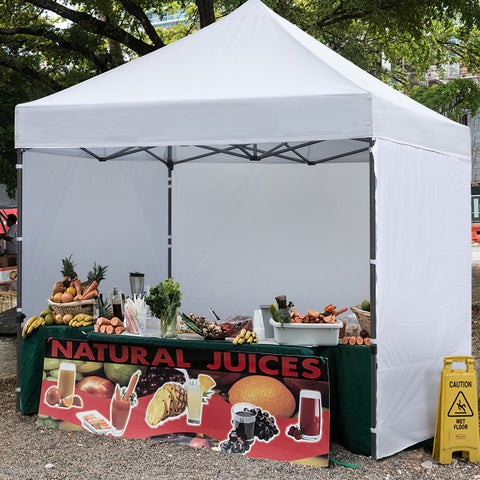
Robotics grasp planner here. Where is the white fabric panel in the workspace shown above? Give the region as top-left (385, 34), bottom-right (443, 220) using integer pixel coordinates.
top-left (171, 163), bottom-right (370, 317)
top-left (15, 0), bottom-right (469, 159)
top-left (21, 151), bottom-right (167, 318)
top-left (374, 139), bottom-right (471, 459)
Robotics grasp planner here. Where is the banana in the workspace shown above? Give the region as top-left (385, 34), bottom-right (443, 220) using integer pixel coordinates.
top-left (245, 331), bottom-right (252, 340)
top-left (27, 316), bottom-right (43, 334)
top-left (247, 336), bottom-right (253, 344)
top-left (22, 316), bottom-right (37, 339)
top-left (237, 335), bottom-right (246, 345)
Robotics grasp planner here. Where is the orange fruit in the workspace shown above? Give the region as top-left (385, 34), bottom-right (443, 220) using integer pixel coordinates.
top-left (60, 394), bottom-right (74, 408)
top-left (198, 374), bottom-right (215, 392)
top-left (228, 376), bottom-right (296, 418)
top-left (62, 292), bottom-right (74, 303)
top-left (53, 292), bottom-right (63, 303)
top-left (66, 286), bottom-right (76, 297)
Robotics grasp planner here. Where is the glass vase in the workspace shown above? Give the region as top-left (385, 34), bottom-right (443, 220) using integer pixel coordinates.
top-left (160, 312), bottom-right (178, 338)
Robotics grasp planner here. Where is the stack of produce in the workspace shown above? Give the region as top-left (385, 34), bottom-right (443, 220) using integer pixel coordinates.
top-left (48, 255), bottom-right (108, 306)
top-left (93, 316), bottom-right (127, 335)
top-left (270, 295), bottom-right (347, 325)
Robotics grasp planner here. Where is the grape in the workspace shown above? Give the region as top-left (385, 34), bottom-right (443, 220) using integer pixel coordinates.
top-left (136, 367), bottom-right (186, 396)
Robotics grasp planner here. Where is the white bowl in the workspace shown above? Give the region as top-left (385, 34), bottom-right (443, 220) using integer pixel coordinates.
top-left (269, 318), bottom-right (342, 346)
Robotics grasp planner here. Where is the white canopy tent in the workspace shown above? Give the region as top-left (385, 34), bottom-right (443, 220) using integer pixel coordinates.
top-left (15, 0), bottom-right (471, 459)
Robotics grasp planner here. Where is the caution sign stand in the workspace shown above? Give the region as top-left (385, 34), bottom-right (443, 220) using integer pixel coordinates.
top-left (433, 356), bottom-right (480, 464)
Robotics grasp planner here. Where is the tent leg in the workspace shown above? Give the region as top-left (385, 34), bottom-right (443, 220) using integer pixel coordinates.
top-left (167, 147), bottom-right (173, 278)
top-left (15, 149), bottom-right (26, 412)
top-left (369, 139), bottom-right (377, 458)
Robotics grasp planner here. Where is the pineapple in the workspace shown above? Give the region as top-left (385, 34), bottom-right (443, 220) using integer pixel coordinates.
top-left (87, 262), bottom-right (108, 284)
top-left (98, 295), bottom-right (112, 318)
top-left (165, 383), bottom-right (187, 416)
top-left (61, 254), bottom-right (77, 283)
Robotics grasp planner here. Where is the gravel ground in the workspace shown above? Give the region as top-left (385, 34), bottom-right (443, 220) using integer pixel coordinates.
top-left (0, 312), bottom-right (480, 479)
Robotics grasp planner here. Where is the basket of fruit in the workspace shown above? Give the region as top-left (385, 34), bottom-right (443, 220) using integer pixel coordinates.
top-left (47, 255), bottom-right (107, 317)
top-left (350, 300), bottom-right (371, 335)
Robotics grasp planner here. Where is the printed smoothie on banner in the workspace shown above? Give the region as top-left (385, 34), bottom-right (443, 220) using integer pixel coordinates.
top-left (38, 338), bottom-right (330, 466)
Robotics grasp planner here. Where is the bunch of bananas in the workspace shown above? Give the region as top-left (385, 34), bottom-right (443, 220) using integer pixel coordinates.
top-left (21, 315), bottom-right (45, 339)
top-left (233, 329), bottom-right (258, 345)
top-left (69, 313), bottom-right (94, 327)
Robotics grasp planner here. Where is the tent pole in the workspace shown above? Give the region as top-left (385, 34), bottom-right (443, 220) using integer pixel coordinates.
top-left (369, 139), bottom-right (377, 459)
top-left (167, 147), bottom-right (173, 278)
top-left (15, 148), bottom-right (26, 412)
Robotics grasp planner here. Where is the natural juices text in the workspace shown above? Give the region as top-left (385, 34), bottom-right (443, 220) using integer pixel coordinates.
top-left (187, 379), bottom-right (203, 424)
top-left (299, 389), bottom-right (322, 441)
top-left (58, 362), bottom-right (75, 404)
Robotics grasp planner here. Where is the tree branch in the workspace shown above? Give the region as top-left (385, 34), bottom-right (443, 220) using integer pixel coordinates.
top-left (0, 57), bottom-right (62, 92)
top-left (0, 26), bottom-right (110, 72)
top-left (26, 0), bottom-right (157, 56)
top-left (117, 0), bottom-right (165, 48)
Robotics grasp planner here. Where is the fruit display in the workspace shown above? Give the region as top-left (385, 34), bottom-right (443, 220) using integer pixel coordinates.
top-left (48, 255), bottom-right (108, 304)
top-left (270, 295), bottom-right (347, 325)
top-left (233, 328), bottom-right (258, 345)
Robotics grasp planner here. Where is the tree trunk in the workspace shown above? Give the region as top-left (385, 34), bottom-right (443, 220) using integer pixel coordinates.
top-left (196, 0), bottom-right (216, 28)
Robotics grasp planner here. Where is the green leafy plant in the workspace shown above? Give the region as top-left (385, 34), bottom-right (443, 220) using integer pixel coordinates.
top-left (145, 278), bottom-right (182, 334)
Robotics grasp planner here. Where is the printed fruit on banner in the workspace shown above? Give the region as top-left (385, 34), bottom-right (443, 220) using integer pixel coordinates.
top-left (104, 363), bottom-right (147, 386)
top-left (199, 374), bottom-right (216, 392)
top-left (76, 375), bottom-right (115, 398)
top-left (146, 382), bottom-right (187, 427)
top-left (228, 376), bottom-right (296, 418)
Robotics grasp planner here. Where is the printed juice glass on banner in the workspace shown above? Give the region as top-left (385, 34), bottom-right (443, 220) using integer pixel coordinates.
top-left (110, 397), bottom-right (131, 436)
top-left (186, 379), bottom-right (203, 425)
top-left (299, 389), bottom-right (322, 441)
top-left (57, 362), bottom-right (76, 407)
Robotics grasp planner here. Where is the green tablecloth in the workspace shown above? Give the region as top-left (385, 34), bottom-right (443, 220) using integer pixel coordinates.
top-left (20, 328), bottom-right (371, 455)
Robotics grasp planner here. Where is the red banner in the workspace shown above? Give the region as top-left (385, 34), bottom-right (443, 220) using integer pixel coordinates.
top-left (38, 339), bottom-right (330, 466)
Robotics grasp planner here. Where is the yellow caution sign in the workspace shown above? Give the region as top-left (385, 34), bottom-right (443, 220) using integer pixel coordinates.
top-left (433, 356), bottom-right (480, 464)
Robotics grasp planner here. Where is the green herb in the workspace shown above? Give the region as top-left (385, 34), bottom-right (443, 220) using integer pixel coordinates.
top-left (145, 278), bottom-right (182, 320)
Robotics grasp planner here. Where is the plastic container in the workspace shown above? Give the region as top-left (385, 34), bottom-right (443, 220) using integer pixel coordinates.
top-left (269, 318), bottom-right (342, 346)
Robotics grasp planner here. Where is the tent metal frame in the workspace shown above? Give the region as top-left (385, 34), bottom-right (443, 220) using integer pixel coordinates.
top-left (14, 137), bottom-right (377, 456)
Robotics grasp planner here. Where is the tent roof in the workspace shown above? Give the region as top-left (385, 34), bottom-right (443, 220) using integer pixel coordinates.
top-left (15, 0), bottom-right (470, 159)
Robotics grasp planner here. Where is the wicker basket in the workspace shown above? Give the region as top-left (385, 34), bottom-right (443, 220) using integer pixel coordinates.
top-left (48, 298), bottom-right (94, 316)
top-left (350, 306), bottom-right (371, 335)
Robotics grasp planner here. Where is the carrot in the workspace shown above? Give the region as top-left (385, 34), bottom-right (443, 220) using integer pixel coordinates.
top-left (82, 281), bottom-right (99, 298)
top-left (97, 317), bottom-right (111, 326)
top-left (342, 336), bottom-right (349, 345)
top-left (115, 384), bottom-right (121, 400)
top-left (100, 325), bottom-right (107, 334)
top-left (73, 279), bottom-right (83, 300)
top-left (123, 370), bottom-right (141, 400)
top-left (110, 317), bottom-right (122, 327)
top-left (82, 290), bottom-right (98, 301)
top-left (356, 336), bottom-right (364, 345)
top-left (115, 326), bottom-right (126, 335)
top-left (348, 336), bottom-right (356, 345)
top-left (334, 307), bottom-right (348, 316)
top-left (364, 337), bottom-right (371, 346)
top-left (94, 324), bottom-right (100, 332)
top-left (105, 325), bottom-right (114, 334)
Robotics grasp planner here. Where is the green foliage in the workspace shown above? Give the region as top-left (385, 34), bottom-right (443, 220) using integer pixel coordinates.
top-left (411, 78), bottom-right (480, 120)
top-left (145, 278), bottom-right (182, 319)
top-left (0, 0), bottom-right (479, 197)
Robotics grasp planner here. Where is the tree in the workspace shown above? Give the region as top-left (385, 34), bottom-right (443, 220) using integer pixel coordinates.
top-left (1, 0), bottom-right (480, 196)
